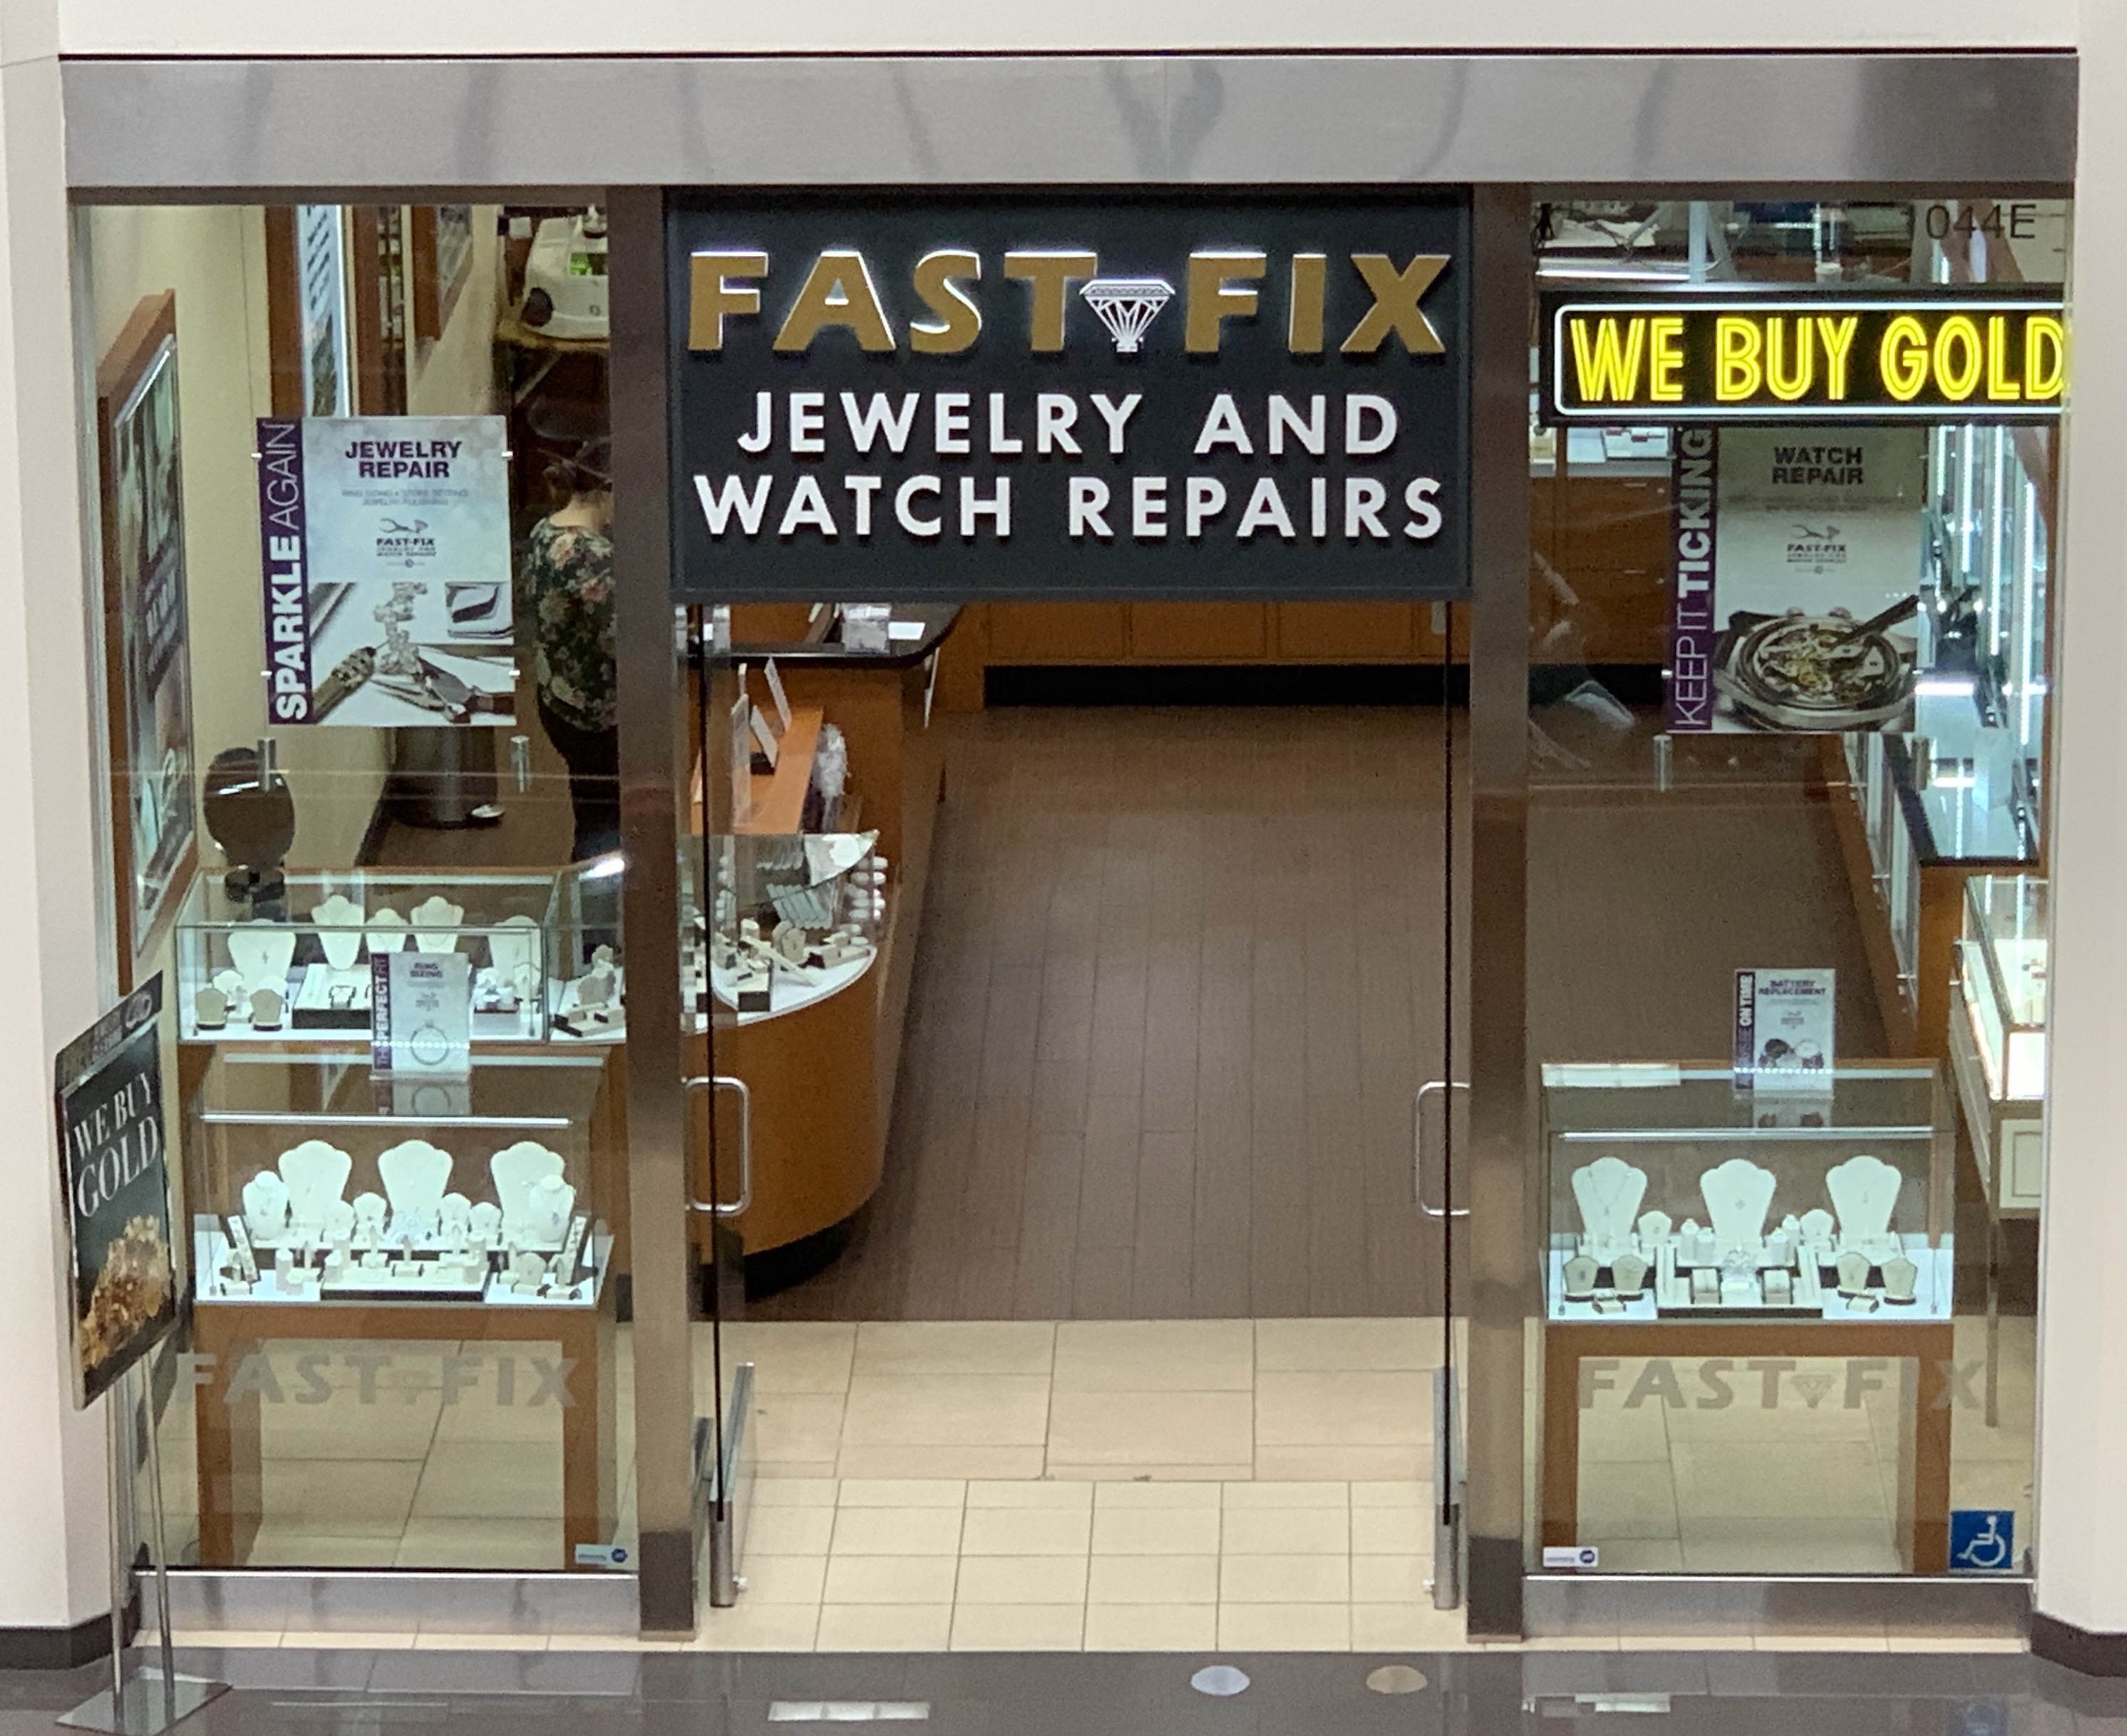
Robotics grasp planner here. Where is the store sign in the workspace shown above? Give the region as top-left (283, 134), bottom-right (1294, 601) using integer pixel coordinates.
top-left (665, 195), bottom-right (1471, 601)
top-left (56, 976), bottom-right (175, 1409)
top-left (1540, 289), bottom-right (2064, 423)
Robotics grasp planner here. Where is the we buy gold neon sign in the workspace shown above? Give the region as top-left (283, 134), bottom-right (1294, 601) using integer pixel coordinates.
top-left (1539, 287), bottom-right (2064, 423)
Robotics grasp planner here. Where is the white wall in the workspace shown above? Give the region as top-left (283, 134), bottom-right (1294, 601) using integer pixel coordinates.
top-left (2033, 0), bottom-right (2127, 1643)
top-left (45, 0), bottom-right (2078, 55)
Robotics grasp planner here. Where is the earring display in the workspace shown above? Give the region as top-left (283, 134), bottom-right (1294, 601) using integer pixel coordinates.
top-left (1542, 1060), bottom-right (1951, 1323)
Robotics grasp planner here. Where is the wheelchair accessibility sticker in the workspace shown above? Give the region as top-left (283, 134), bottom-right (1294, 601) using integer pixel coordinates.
top-left (1950, 1509), bottom-right (2015, 1572)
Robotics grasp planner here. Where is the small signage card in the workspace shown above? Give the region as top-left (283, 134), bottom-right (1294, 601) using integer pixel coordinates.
top-left (56, 976), bottom-right (176, 1408)
top-left (1734, 968), bottom-right (1835, 1091)
top-left (371, 951), bottom-right (473, 1079)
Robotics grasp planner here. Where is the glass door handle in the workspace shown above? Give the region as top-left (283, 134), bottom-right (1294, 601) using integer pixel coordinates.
top-left (684, 1074), bottom-right (753, 1217)
top-left (1414, 1080), bottom-right (1471, 1220)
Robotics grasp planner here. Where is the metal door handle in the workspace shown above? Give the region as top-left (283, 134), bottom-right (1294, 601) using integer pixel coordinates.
top-left (1415, 1080), bottom-right (1471, 1220)
top-left (685, 1074), bottom-right (753, 1217)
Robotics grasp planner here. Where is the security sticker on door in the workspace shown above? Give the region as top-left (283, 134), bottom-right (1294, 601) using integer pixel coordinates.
top-left (1543, 1546), bottom-right (1600, 1569)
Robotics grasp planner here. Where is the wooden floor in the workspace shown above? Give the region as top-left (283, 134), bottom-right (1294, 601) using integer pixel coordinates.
top-left (754, 703), bottom-right (1886, 1324)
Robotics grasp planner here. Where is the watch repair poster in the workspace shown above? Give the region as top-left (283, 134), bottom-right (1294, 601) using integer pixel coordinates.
top-left (257, 415), bottom-right (514, 727)
top-left (1667, 427), bottom-right (1927, 733)
top-left (56, 975), bottom-right (175, 1408)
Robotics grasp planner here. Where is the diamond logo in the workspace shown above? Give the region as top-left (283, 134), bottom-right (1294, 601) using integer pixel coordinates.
top-left (1080, 277), bottom-right (1175, 353)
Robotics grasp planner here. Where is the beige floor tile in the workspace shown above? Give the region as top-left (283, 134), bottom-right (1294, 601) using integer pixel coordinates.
top-left (966, 1480), bottom-right (1093, 1509)
top-left (1047, 1392), bottom-right (1254, 1469)
top-left (853, 1321), bottom-right (1056, 1378)
top-left (431, 1392), bottom-right (569, 1446)
top-left (1577, 1401), bottom-right (1673, 1463)
top-left (1670, 1440), bottom-right (1889, 1520)
top-left (412, 1631), bottom-right (550, 1651)
top-left (1350, 1481), bottom-right (1430, 1509)
top-left (1087, 1553), bottom-right (1219, 1604)
top-left (949, 1603), bottom-right (1086, 1650)
top-left (1223, 1481), bottom-right (1349, 1509)
top-left (758, 1458), bottom-right (843, 1481)
top-left (748, 1505), bottom-right (837, 1556)
top-left (954, 1556), bottom-right (1090, 1604)
top-left (962, 1505), bottom-right (1092, 1555)
top-left (1048, 1462), bottom-right (1255, 1482)
top-left (1091, 1503), bottom-right (1222, 1555)
top-left (1220, 1554), bottom-right (1349, 1603)
top-left (1083, 1603), bottom-right (1218, 1650)
top-left (394, 1519), bottom-right (564, 1570)
top-left (838, 1447), bottom-right (1048, 1480)
top-left (842, 1375), bottom-right (1051, 1447)
top-left (751, 1394), bottom-right (851, 1467)
top-left (1351, 1506), bottom-right (1430, 1554)
top-left (822, 1554), bottom-right (960, 1604)
top-left (170, 1631), bottom-right (282, 1650)
top-left (1887, 1635), bottom-right (2029, 1652)
top-left (718, 1322), bottom-right (858, 1393)
top-left (1092, 1480), bottom-right (1222, 1509)
top-left (244, 1531), bottom-right (404, 1569)
top-left (1351, 1554), bottom-right (1431, 1603)
top-left (1678, 1519), bottom-right (1900, 1574)
top-left (755, 1478), bottom-right (840, 1507)
top-left (406, 1442), bottom-right (565, 1521)
top-left (830, 1505), bottom-right (965, 1556)
top-left (1256, 1372), bottom-right (1430, 1447)
top-left (1255, 1318), bottom-right (1435, 1373)
top-left (1222, 1507), bottom-right (1349, 1554)
top-left (260, 1459), bottom-right (423, 1536)
top-left (1752, 1633), bottom-right (1889, 1651)
top-left (835, 1479), bottom-right (967, 1507)
top-left (815, 1603), bottom-right (954, 1650)
top-left (693, 1602), bottom-right (821, 1651)
top-left (1522, 1635), bottom-right (1623, 1650)
top-left (1218, 1603), bottom-right (1350, 1650)
top-left (741, 1554), bottom-right (830, 1603)
top-left (279, 1631), bottom-right (417, 1649)
top-left (1351, 1603), bottom-right (1464, 1650)
top-left (1577, 1462), bottom-right (1681, 1541)
top-left (1052, 1321), bottom-right (1255, 1392)
top-left (1592, 1539), bottom-right (1685, 1571)
top-left (1253, 1447), bottom-right (1426, 1482)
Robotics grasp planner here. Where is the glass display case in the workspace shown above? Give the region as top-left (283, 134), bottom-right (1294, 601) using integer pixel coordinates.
top-left (1951, 874), bottom-right (2048, 1214)
top-left (1539, 1061), bottom-right (1955, 1321)
top-left (187, 1047), bottom-right (612, 1308)
top-left (173, 865), bottom-right (627, 1045)
top-left (687, 830), bottom-right (886, 1030)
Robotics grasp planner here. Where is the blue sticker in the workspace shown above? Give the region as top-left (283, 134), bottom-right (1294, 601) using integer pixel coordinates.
top-left (1949, 1509), bottom-right (2015, 1572)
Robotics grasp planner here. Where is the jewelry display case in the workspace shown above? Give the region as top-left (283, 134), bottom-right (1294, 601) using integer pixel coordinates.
top-left (1540, 1062), bottom-right (1955, 1323)
top-left (1538, 1060), bottom-right (1959, 1572)
top-left (181, 1045), bottom-right (620, 1568)
top-left (172, 867), bottom-right (628, 1045)
top-left (691, 830), bottom-right (887, 1031)
top-left (1950, 874), bottom-right (2047, 1215)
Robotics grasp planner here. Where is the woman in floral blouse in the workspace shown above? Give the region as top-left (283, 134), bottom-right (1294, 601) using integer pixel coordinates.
top-left (521, 435), bottom-right (618, 860)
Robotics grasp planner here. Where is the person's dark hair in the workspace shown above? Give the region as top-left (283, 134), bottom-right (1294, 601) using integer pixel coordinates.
top-left (545, 434), bottom-right (612, 498)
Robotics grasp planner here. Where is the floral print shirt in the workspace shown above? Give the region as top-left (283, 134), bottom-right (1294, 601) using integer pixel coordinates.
top-left (521, 516), bottom-right (616, 733)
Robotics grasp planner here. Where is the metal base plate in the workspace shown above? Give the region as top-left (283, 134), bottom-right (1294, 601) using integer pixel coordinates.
top-left (59, 1675), bottom-right (229, 1735)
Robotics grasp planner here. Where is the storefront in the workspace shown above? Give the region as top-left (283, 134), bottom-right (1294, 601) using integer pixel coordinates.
top-left (17, 44), bottom-right (2105, 1660)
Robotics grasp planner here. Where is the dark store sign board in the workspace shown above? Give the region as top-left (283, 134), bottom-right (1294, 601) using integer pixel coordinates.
top-left (666, 195), bottom-right (1471, 602)
top-left (56, 975), bottom-right (175, 1409)
top-left (1540, 286), bottom-right (2065, 424)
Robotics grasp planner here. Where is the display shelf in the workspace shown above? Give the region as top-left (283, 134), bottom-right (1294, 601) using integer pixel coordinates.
top-left (1951, 873), bottom-right (2047, 1216)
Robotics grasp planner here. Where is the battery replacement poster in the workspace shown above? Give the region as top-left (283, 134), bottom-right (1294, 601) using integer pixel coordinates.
top-left (257, 415), bottom-right (515, 725)
top-left (1667, 426), bottom-right (1927, 734)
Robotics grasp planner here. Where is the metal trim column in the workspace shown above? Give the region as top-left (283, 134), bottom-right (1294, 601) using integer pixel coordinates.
top-left (1463, 182), bottom-right (1534, 1641)
top-left (607, 185), bottom-right (698, 1636)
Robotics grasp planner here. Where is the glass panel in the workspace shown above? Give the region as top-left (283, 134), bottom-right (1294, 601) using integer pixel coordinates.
top-left (77, 202), bottom-right (629, 1576)
top-left (1528, 195), bottom-right (2057, 1578)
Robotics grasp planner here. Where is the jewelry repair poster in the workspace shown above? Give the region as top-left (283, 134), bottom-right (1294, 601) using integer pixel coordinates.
top-left (1667, 427), bottom-right (1926, 733)
top-left (56, 976), bottom-right (175, 1409)
top-left (256, 415), bottom-right (515, 726)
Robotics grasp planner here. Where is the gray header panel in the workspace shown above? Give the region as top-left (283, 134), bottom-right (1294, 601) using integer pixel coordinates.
top-left (61, 53), bottom-right (2074, 194)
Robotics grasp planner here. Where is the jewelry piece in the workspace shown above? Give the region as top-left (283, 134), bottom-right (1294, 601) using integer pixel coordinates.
top-left (1882, 1254), bottom-right (1920, 1304)
top-left (227, 922), bottom-right (297, 993)
top-left (1570, 1157), bottom-right (1647, 1261)
top-left (351, 1191), bottom-right (388, 1249)
top-left (469, 1200), bottom-right (503, 1246)
top-left (311, 894), bottom-right (365, 970)
top-left (366, 907), bottom-right (409, 953)
top-left (1610, 1254), bottom-right (1649, 1299)
top-left (411, 895), bottom-right (467, 954)
top-left (1699, 1157), bottom-right (1778, 1256)
top-left (277, 1140), bottom-right (353, 1235)
top-left (1835, 1249), bottom-right (1872, 1297)
top-left (1561, 1254), bottom-right (1600, 1301)
top-left (378, 1139), bottom-right (454, 1241)
top-left (249, 988), bottom-right (287, 1030)
top-left (491, 1142), bottom-right (567, 1238)
top-left (1826, 1154), bottom-right (1902, 1257)
top-left (241, 1172), bottom-right (290, 1242)
top-left (193, 986), bottom-right (228, 1031)
top-left (1636, 1209), bottom-right (1672, 1248)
